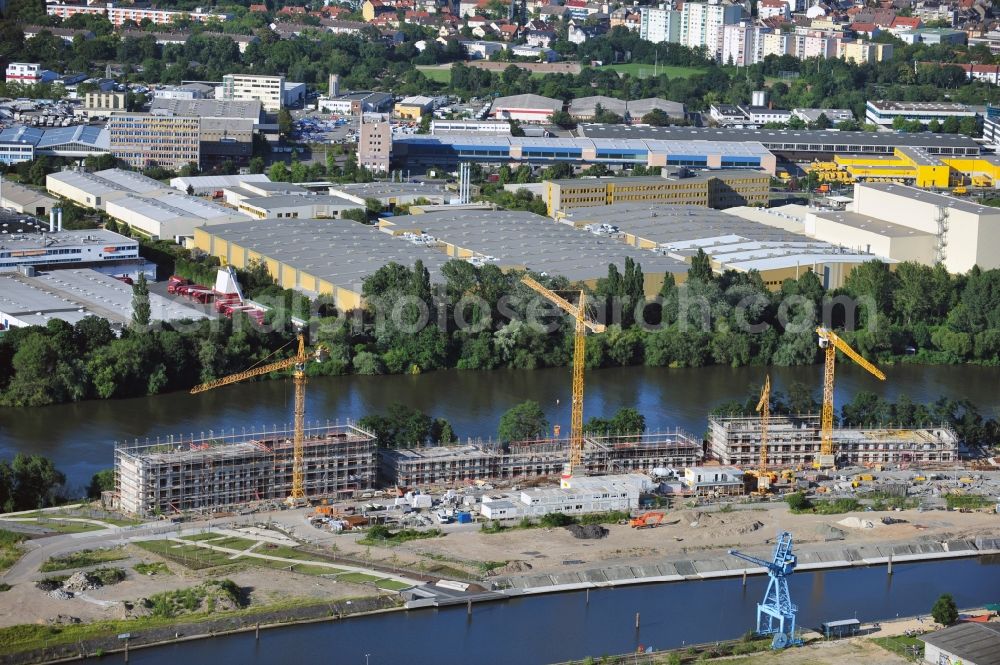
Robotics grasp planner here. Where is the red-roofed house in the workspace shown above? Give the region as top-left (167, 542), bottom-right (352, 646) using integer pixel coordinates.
top-left (277, 6), bottom-right (306, 16)
top-left (850, 22), bottom-right (880, 37)
top-left (249, 4), bottom-right (268, 13)
top-left (889, 16), bottom-right (921, 32)
top-left (498, 23), bottom-right (519, 40)
top-left (759, 0), bottom-right (790, 20)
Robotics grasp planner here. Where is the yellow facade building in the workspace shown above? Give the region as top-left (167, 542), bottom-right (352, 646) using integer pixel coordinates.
top-left (543, 170), bottom-right (771, 217)
top-left (192, 218), bottom-right (450, 309)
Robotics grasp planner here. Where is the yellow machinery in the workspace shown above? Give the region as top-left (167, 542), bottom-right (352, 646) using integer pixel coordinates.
top-left (190, 333), bottom-right (325, 505)
top-left (815, 327), bottom-right (886, 469)
top-left (755, 375), bottom-right (774, 491)
top-left (521, 276), bottom-right (606, 487)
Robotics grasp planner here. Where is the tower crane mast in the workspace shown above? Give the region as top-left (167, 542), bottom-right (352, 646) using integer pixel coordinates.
top-left (815, 327), bottom-right (886, 469)
top-left (520, 276), bottom-right (605, 486)
top-left (190, 333), bottom-right (325, 505)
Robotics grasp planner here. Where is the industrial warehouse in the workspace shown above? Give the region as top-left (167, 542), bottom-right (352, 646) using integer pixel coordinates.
top-left (708, 415), bottom-right (960, 468)
top-left (379, 430), bottom-right (704, 488)
top-left (379, 209), bottom-right (689, 294)
top-left (192, 218), bottom-right (451, 308)
top-left (557, 203), bottom-right (882, 290)
top-left (113, 422), bottom-right (378, 517)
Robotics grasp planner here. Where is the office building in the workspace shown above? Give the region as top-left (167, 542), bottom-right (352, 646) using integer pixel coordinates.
top-left (865, 100), bottom-right (977, 128)
top-left (5, 62), bottom-right (58, 84)
top-left (46, 3), bottom-right (229, 26)
top-left (318, 91), bottom-right (393, 115)
top-left (543, 169), bottom-right (770, 216)
top-left (358, 119), bottom-right (392, 173)
top-left (221, 74), bottom-right (285, 112)
top-left (0, 226), bottom-right (138, 273)
top-left (106, 113), bottom-right (200, 170)
top-left (235, 194), bottom-right (361, 220)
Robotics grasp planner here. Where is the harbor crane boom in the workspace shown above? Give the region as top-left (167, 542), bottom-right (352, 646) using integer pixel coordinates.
top-left (729, 532), bottom-right (801, 649)
top-left (191, 333), bottom-right (324, 504)
top-left (520, 276), bottom-right (605, 486)
top-left (815, 327), bottom-right (886, 469)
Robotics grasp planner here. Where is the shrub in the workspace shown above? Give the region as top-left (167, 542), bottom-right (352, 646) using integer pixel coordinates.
top-left (785, 492), bottom-right (811, 512)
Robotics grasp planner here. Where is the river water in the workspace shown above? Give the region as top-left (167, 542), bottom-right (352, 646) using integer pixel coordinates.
top-left (2, 364), bottom-right (1000, 488)
top-left (103, 556), bottom-right (1000, 665)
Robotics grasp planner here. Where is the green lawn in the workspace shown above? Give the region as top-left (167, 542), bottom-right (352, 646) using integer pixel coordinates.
top-left (35, 520), bottom-right (105, 534)
top-left (134, 541), bottom-right (236, 570)
top-left (209, 537), bottom-right (258, 550)
top-left (598, 63), bottom-right (706, 79)
top-left (39, 548), bottom-right (129, 572)
top-left (336, 572), bottom-right (382, 585)
top-left (179, 532), bottom-right (223, 542)
top-left (0, 530), bottom-right (26, 573)
top-left (375, 579), bottom-right (412, 591)
top-left (872, 635), bottom-right (924, 661)
top-left (416, 66), bottom-right (452, 83)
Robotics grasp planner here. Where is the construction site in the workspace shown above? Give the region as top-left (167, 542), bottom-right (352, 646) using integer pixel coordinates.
top-left (113, 422), bottom-right (377, 517)
top-left (708, 414), bottom-right (960, 469)
top-left (378, 430), bottom-right (704, 488)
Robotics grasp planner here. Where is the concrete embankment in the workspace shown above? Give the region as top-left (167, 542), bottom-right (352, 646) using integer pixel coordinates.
top-left (493, 536), bottom-right (1000, 597)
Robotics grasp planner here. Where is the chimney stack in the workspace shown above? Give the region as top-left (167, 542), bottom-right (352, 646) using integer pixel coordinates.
top-left (49, 209), bottom-right (56, 233)
top-left (57, 208), bottom-right (63, 232)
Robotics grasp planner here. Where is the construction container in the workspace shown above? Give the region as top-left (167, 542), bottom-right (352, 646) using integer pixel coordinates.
top-left (455, 511), bottom-right (473, 524)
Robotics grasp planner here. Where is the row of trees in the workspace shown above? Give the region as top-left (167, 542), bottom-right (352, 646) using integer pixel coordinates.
top-left (8, 253), bottom-right (1000, 408)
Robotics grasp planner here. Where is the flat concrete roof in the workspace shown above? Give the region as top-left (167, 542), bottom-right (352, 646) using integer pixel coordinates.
top-left (859, 182), bottom-right (1000, 215)
top-left (200, 218), bottom-right (452, 291)
top-left (239, 194), bottom-right (360, 210)
top-left (812, 209), bottom-right (935, 238)
top-left (558, 203), bottom-right (882, 269)
top-left (576, 123), bottom-right (982, 151)
top-left (329, 182), bottom-right (448, 202)
top-left (109, 193), bottom-right (237, 223)
top-left (546, 169), bottom-right (768, 188)
top-left (47, 168), bottom-right (166, 197)
top-left (867, 100), bottom-right (972, 112)
top-left (0, 269), bottom-right (208, 327)
top-left (491, 94), bottom-right (562, 111)
top-left (0, 227), bottom-right (134, 252)
top-left (150, 98), bottom-right (263, 120)
top-left (170, 174), bottom-right (270, 191)
top-left (723, 204), bottom-right (810, 232)
top-left (0, 181), bottom-right (55, 207)
top-left (384, 209), bottom-right (689, 280)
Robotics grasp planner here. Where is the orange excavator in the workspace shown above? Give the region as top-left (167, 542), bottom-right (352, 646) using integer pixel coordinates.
top-left (629, 512), bottom-right (666, 529)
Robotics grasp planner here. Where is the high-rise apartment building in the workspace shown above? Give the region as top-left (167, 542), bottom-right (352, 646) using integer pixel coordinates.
top-left (107, 113), bottom-right (200, 170)
top-left (358, 119), bottom-right (391, 173)
top-left (680, 1), bottom-right (744, 61)
top-left (221, 74), bottom-right (285, 112)
top-left (639, 6), bottom-right (682, 44)
top-left (721, 21), bottom-right (770, 66)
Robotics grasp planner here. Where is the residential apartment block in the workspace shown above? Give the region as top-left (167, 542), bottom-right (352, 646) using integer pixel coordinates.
top-left (680, 1), bottom-right (743, 61)
top-left (639, 6), bottom-right (682, 44)
top-left (358, 119), bottom-right (391, 173)
top-left (107, 113), bottom-right (200, 170)
top-left (45, 3), bottom-right (229, 26)
top-left (221, 74), bottom-right (285, 112)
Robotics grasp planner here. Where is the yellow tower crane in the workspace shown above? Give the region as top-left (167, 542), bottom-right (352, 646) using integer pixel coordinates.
top-left (815, 327), bottom-right (886, 469)
top-left (756, 375), bottom-right (770, 470)
top-left (190, 333), bottom-right (325, 506)
top-left (520, 276), bottom-right (606, 487)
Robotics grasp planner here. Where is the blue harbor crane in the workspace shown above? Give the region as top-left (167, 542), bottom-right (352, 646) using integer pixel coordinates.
top-left (728, 531), bottom-right (802, 649)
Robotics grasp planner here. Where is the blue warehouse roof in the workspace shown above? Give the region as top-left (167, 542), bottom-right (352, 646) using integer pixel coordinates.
top-left (0, 124), bottom-right (109, 150)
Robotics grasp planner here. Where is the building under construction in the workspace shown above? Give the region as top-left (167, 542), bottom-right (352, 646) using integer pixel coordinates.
top-left (114, 422), bottom-right (377, 517)
top-left (380, 430), bottom-right (703, 487)
top-left (707, 415), bottom-right (959, 468)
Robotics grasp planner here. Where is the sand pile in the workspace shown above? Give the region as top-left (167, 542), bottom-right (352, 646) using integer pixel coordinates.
top-left (838, 517), bottom-right (877, 529)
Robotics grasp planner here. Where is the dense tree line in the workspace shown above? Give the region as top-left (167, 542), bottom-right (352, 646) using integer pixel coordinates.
top-left (9, 254), bottom-right (1000, 408)
top-left (0, 454), bottom-right (66, 511)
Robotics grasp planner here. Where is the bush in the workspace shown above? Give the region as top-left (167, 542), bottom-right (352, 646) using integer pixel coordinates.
top-left (785, 492), bottom-right (811, 512)
top-left (539, 512), bottom-right (575, 528)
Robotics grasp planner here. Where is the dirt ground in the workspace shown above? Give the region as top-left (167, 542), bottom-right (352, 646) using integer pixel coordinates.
top-left (336, 505), bottom-right (1000, 577)
top-left (0, 543), bottom-right (380, 629)
top-left (714, 638), bottom-right (912, 665)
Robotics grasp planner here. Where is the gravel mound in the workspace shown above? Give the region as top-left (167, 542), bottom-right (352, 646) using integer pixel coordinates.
top-left (566, 524), bottom-right (608, 540)
top-left (738, 520), bottom-right (765, 534)
top-left (487, 560), bottom-right (533, 577)
top-left (816, 524), bottom-right (846, 541)
top-left (838, 517), bottom-right (877, 529)
top-left (62, 571), bottom-right (100, 592)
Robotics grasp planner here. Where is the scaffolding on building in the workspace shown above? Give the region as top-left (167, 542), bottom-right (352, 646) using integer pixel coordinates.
top-left (707, 414), bottom-right (960, 469)
top-left (380, 429), bottom-right (703, 487)
top-left (114, 420), bottom-right (377, 517)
